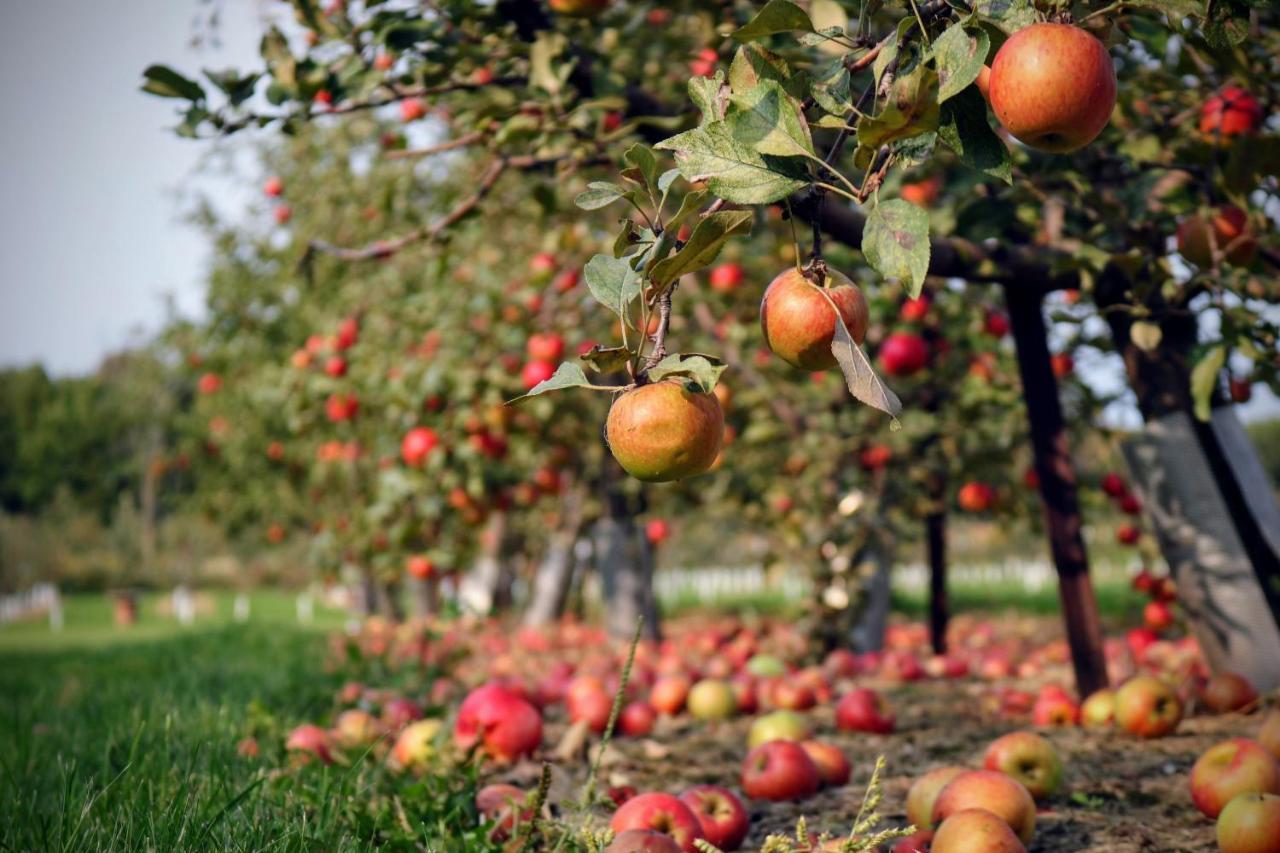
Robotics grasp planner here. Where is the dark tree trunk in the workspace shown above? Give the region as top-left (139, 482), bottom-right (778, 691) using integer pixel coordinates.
top-left (1004, 283), bottom-right (1109, 698)
top-left (595, 486), bottom-right (660, 642)
top-left (926, 510), bottom-right (948, 655)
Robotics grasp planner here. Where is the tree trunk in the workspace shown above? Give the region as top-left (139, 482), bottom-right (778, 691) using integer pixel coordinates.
top-left (926, 510), bottom-right (949, 655)
top-left (1005, 283), bottom-right (1109, 698)
top-left (409, 577), bottom-right (438, 619)
top-left (524, 521), bottom-right (582, 627)
top-left (459, 511), bottom-right (513, 615)
top-left (353, 568), bottom-right (378, 618)
top-left (1098, 267), bottom-right (1280, 688)
top-left (595, 501), bottom-right (660, 641)
top-left (849, 535), bottom-right (892, 653)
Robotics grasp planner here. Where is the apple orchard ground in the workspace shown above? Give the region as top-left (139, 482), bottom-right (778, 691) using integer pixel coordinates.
top-left (0, 596), bottom-right (1250, 851)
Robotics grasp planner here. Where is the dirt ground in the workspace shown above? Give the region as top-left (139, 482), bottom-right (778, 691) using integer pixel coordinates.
top-left (490, 628), bottom-right (1262, 851)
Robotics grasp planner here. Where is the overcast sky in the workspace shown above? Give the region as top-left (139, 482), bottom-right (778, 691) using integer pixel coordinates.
top-left (0, 1), bottom-right (1274, 423)
top-left (0, 0), bottom-right (269, 377)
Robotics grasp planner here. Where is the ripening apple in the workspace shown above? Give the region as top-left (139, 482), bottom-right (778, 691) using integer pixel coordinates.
top-left (690, 48), bottom-right (718, 78)
top-left (957, 481), bottom-right (995, 513)
top-left (1176, 205), bottom-right (1256, 268)
top-left (645, 518), bottom-right (671, 545)
top-left (610, 793), bottom-right (705, 853)
top-left (274, 205), bottom-right (293, 225)
top-left (932, 809), bottom-right (1027, 853)
top-left (401, 427), bottom-right (439, 465)
top-left (1050, 352), bottom-right (1074, 378)
top-left (1217, 792), bottom-right (1280, 853)
top-left (983, 311), bottom-right (1010, 338)
top-left (197, 372), bottom-right (222, 395)
top-left (400, 98), bottom-right (427, 122)
top-left (1201, 672), bottom-right (1259, 714)
top-left (1101, 472), bottom-right (1127, 497)
top-left (932, 770), bottom-right (1036, 844)
top-left (678, 785), bottom-right (749, 851)
top-left (406, 555), bottom-right (435, 580)
top-left (760, 267), bottom-right (868, 371)
top-left (988, 23), bottom-right (1117, 153)
top-left (1189, 738), bottom-right (1280, 819)
top-left (526, 332), bottom-right (565, 362)
top-left (1200, 86), bottom-right (1264, 140)
top-left (879, 332), bottom-right (929, 377)
top-left (548, 0), bottom-right (610, 15)
top-left (1114, 675), bottom-right (1182, 737)
top-left (907, 766), bottom-right (966, 829)
top-left (709, 263), bottom-right (744, 294)
top-left (605, 381), bottom-right (723, 482)
top-left (521, 360), bottom-right (556, 389)
top-left (263, 176), bottom-right (284, 197)
top-left (324, 355), bottom-right (347, 378)
top-left (900, 295), bottom-right (930, 322)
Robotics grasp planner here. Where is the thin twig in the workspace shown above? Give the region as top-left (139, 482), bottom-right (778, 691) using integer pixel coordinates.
top-left (384, 131), bottom-right (486, 161)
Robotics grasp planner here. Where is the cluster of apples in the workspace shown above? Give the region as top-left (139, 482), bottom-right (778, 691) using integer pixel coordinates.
top-left (262, 175), bottom-right (292, 225)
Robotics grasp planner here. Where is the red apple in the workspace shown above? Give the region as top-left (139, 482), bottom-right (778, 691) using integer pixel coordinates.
top-left (649, 675), bottom-right (691, 715)
top-left (932, 770), bottom-right (1036, 844)
top-left (1101, 472), bottom-right (1127, 497)
top-left (708, 263), bottom-right (744, 294)
top-left (1050, 352), bottom-right (1074, 378)
top-left (983, 311), bottom-right (1010, 338)
top-left (983, 731), bottom-right (1063, 800)
top-left (678, 785), bottom-right (749, 851)
top-left (988, 23), bottom-right (1116, 152)
top-left (400, 98), bottom-right (426, 122)
top-left (760, 267), bottom-right (869, 371)
top-left (1202, 672), bottom-right (1259, 714)
top-left (476, 783), bottom-right (532, 841)
top-left (1114, 675), bottom-right (1182, 738)
top-left (454, 683), bottom-right (543, 762)
top-left (382, 697), bottom-right (423, 729)
top-left (1143, 600), bottom-right (1174, 633)
top-left (286, 723), bottom-right (335, 764)
top-left (741, 740), bottom-right (821, 801)
top-left (609, 793), bottom-right (705, 853)
top-left (401, 427), bottom-right (439, 465)
top-left (1200, 86), bottom-right (1264, 139)
top-left (1031, 693), bottom-right (1080, 727)
top-left (645, 518), bottom-right (671, 545)
top-left (1177, 205), bottom-right (1257, 268)
top-left (932, 808), bottom-right (1027, 853)
top-left (800, 740), bottom-right (851, 787)
top-left (1191, 738), bottom-right (1280, 819)
top-left (619, 701), bottom-right (656, 737)
top-left (263, 176), bottom-right (284, 197)
top-left (605, 830), bottom-right (682, 853)
top-left (1259, 710), bottom-right (1280, 759)
top-left (836, 688), bottom-right (895, 734)
top-left (568, 683), bottom-right (613, 733)
top-left (1217, 792), bottom-right (1280, 853)
top-left (900, 295), bottom-right (930, 322)
top-left (957, 481), bottom-right (995, 513)
top-left (879, 333), bottom-right (929, 377)
top-left (390, 718), bottom-right (442, 771)
top-left (527, 332), bottom-right (565, 362)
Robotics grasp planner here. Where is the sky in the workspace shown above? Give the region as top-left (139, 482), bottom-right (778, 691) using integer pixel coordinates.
top-left (0, 0), bottom-right (269, 377)
top-left (0, 1), bottom-right (1274, 423)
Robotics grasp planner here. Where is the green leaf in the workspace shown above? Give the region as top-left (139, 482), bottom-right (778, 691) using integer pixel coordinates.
top-left (732, 0), bottom-right (814, 42)
top-left (260, 27), bottom-right (297, 89)
top-left (646, 354), bottom-right (727, 393)
top-left (937, 87), bottom-right (1012, 183)
top-left (658, 169), bottom-right (680, 194)
top-left (583, 255), bottom-right (642, 318)
top-left (650, 210), bottom-right (754, 288)
top-left (656, 121), bottom-right (809, 205)
top-left (575, 182), bottom-right (633, 210)
top-left (530, 32), bottom-right (569, 95)
top-left (826, 300), bottom-right (903, 426)
top-left (509, 363), bottom-right (596, 402)
top-left (856, 60), bottom-right (940, 149)
top-left (810, 55), bottom-right (853, 115)
top-left (931, 25), bottom-right (990, 103)
top-left (726, 79), bottom-right (815, 158)
top-left (202, 69), bottom-right (261, 106)
top-left (862, 199), bottom-right (931, 297)
top-left (624, 144), bottom-right (660, 189)
top-left (141, 65), bottom-right (206, 101)
top-left (973, 0), bottom-right (1040, 33)
top-left (612, 219), bottom-right (638, 259)
top-left (579, 345), bottom-right (633, 374)
top-left (1190, 346), bottom-right (1225, 421)
top-left (687, 73), bottom-right (725, 126)
top-left (728, 44), bottom-right (799, 99)
top-left (666, 189), bottom-right (711, 232)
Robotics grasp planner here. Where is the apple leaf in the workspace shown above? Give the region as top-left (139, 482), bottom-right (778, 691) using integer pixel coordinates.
top-left (656, 120), bottom-right (809, 205)
top-left (728, 44), bottom-right (796, 97)
top-left (646, 354), bottom-right (727, 394)
top-left (687, 73), bottom-right (726, 126)
top-left (732, 0), bottom-right (814, 42)
top-left (862, 199), bottom-right (931, 298)
top-left (508, 363), bottom-right (597, 403)
top-left (141, 65), bottom-right (206, 101)
top-left (810, 55), bottom-right (853, 115)
top-left (937, 87), bottom-right (1012, 184)
top-left (666, 188), bottom-right (710, 232)
top-left (856, 58), bottom-right (940, 150)
top-left (726, 79), bottom-right (815, 159)
top-left (583, 254), bottom-right (642, 318)
top-left (575, 181), bottom-right (636, 211)
top-left (827, 306), bottom-right (903, 428)
top-left (579, 345), bottom-right (633, 374)
top-left (931, 24), bottom-right (990, 103)
top-left (649, 210), bottom-right (755, 288)
top-left (1189, 345), bottom-right (1226, 422)
top-left (624, 144), bottom-right (660, 189)
top-left (972, 0), bottom-right (1040, 33)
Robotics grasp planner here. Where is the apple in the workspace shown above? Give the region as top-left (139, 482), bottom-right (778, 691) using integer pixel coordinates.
top-left (690, 48), bottom-right (718, 78)
top-left (678, 785), bottom-right (749, 851)
top-left (1177, 205), bottom-right (1256, 268)
top-left (957, 481), bottom-right (995, 513)
top-left (605, 830), bottom-right (683, 853)
top-left (741, 740), bottom-right (821, 801)
top-left (1031, 693), bottom-right (1080, 727)
top-left (1114, 675), bottom-right (1182, 737)
top-left (836, 688), bottom-right (895, 734)
top-left (476, 783), bottom-right (532, 841)
top-left (521, 360), bottom-right (556, 390)
top-left (619, 701), bottom-right (656, 737)
top-left (730, 675), bottom-right (759, 715)
top-left (1217, 792), bottom-right (1280, 853)
top-left (605, 382), bottom-right (723, 482)
top-left (879, 333), bottom-right (929, 377)
top-left (274, 205), bottom-right (293, 225)
top-left (548, 0), bottom-right (610, 16)
top-left (760, 266), bottom-right (869, 370)
top-left (988, 23), bottom-right (1116, 152)
top-left (527, 332), bottom-right (565, 362)
top-left (197, 372), bottom-right (222, 395)
top-left (1116, 523), bottom-right (1140, 546)
top-left (1190, 738), bottom-right (1280, 819)
top-left (1143, 600), bottom-right (1174, 633)
top-left (800, 740), bottom-right (851, 787)
top-left (609, 792), bottom-right (705, 853)
top-left (649, 674), bottom-right (691, 715)
top-left (900, 175), bottom-right (942, 208)
top-left (983, 311), bottom-right (1010, 338)
top-left (286, 723), bottom-right (335, 764)
top-left (1231, 378), bottom-right (1253, 404)
top-left (1200, 86), bottom-right (1264, 139)
top-left (709, 263), bottom-right (744, 294)
top-left (1050, 352), bottom-right (1074, 378)
top-left (263, 176), bottom-right (284, 197)
top-left (906, 766), bottom-right (966, 829)
top-left (325, 393), bottom-right (358, 422)
top-left (1080, 689), bottom-right (1115, 728)
top-left (454, 683), bottom-right (542, 762)
top-left (568, 683), bottom-right (613, 733)
top-left (382, 697), bottom-right (422, 729)
top-left (746, 654), bottom-right (786, 677)
top-left (900, 295), bottom-right (930, 322)
top-left (983, 731), bottom-right (1062, 800)
top-left (1119, 492), bottom-right (1142, 515)
top-left (687, 679), bottom-right (737, 721)
top-left (401, 428), bottom-right (439, 466)
top-left (400, 98), bottom-right (426, 122)
top-left (891, 828), bottom-right (936, 853)
top-left (1101, 472), bottom-right (1127, 497)
top-left (391, 718), bottom-right (442, 770)
top-left (1259, 709), bottom-right (1280, 759)
top-left (1202, 672), bottom-right (1259, 714)
top-left (931, 808), bottom-right (1027, 853)
top-left (645, 518), bottom-right (671, 545)
top-left (932, 770), bottom-right (1036, 843)
top-left (332, 709), bottom-right (379, 748)
top-left (772, 681), bottom-right (816, 711)
top-left (747, 710), bottom-right (810, 748)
